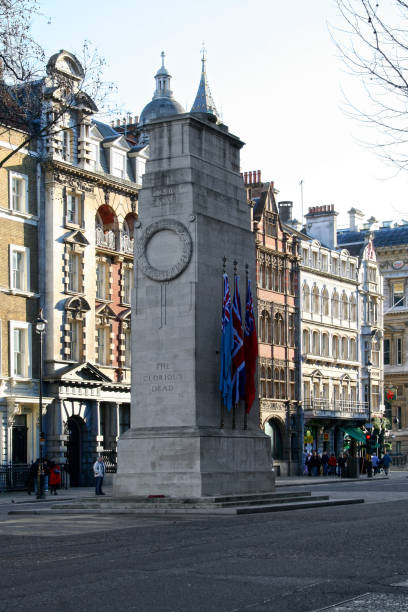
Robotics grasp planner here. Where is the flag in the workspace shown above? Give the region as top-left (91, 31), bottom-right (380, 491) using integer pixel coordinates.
top-left (231, 275), bottom-right (246, 405)
top-left (219, 274), bottom-right (233, 411)
top-left (244, 279), bottom-right (258, 413)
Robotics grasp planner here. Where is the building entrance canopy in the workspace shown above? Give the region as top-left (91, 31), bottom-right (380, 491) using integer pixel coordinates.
top-left (341, 427), bottom-right (366, 443)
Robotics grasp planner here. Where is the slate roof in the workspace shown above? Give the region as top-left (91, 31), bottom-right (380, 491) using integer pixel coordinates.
top-left (191, 57), bottom-right (218, 118)
top-left (338, 225), bottom-right (408, 249)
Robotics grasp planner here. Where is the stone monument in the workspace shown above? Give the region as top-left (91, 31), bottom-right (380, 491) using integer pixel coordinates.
top-left (114, 111), bottom-right (275, 498)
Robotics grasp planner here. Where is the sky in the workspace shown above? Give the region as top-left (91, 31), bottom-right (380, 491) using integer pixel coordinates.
top-left (32, 0), bottom-right (408, 227)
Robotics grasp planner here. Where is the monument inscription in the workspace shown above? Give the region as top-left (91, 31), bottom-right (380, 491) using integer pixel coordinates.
top-left (139, 362), bottom-right (183, 394)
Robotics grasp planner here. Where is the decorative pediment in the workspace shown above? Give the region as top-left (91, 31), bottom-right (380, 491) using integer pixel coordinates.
top-left (311, 369), bottom-right (323, 378)
top-left (96, 303), bottom-right (116, 325)
top-left (65, 296), bottom-right (91, 313)
top-left (63, 230), bottom-right (89, 246)
top-left (118, 308), bottom-right (131, 321)
top-left (58, 362), bottom-right (112, 383)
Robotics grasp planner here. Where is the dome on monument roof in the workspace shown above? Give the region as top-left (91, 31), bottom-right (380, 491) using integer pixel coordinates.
top-left (139, 52), bottom-right (185, 126)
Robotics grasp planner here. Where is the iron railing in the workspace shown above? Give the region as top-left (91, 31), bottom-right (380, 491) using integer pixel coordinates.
top-left (0, 463), bottom-right (70, 491)
top-left (303, 399), bottom-right (369, 416)
top-left (100, 449), bottom-right (117, 473)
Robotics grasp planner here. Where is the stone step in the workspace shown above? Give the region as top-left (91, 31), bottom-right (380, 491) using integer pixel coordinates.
top-left (218, 494), bottom-right (329, 507)
top-left (8, 497), bottom-right (364, 516)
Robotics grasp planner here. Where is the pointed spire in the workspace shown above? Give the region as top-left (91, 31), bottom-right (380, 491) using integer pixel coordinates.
top-left (191, 46), bottom-right (219, 119)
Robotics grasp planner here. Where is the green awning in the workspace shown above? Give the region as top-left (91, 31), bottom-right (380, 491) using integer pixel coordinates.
top-left (341, 427), bottom-right (366, 443)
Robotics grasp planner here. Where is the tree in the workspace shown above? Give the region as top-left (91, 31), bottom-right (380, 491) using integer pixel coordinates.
top-left (333, 0), bottom-right (408, 170)
top-left (0, 0), bottom-right (115, 167)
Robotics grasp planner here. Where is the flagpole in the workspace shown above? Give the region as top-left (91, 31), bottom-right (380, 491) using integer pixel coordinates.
top-left (244, 264), bottom-right (249, 430)
top-left (220, 257), bottom-right (226, 429)
top-left (232, 260), bottom-right (238, 431)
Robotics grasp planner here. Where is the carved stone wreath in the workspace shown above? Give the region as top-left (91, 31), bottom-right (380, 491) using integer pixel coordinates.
top-left (137, 218), bottom-right (193, 282)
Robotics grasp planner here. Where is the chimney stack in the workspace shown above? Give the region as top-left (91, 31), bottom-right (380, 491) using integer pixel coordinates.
top-left (305, 205), bottom-right (338, 248)
top-left (278, 201), bottom-right (293, 224)
top-left (348, 208), bottom-right (365, 231)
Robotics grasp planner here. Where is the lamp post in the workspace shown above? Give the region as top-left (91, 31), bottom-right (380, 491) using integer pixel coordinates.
top-left (35, 310), bottom-right (47, 500)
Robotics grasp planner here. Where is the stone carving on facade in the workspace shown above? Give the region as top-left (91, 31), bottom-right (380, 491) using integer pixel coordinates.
top-left (137, 218), bottom-right (193, 282)
top-left (96, 225), bottom-right (116, 250)
top-left (120, 232), bottom-right (134, 254)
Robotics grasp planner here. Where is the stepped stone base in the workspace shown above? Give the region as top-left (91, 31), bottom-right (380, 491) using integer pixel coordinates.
top-left (114, 427), bottom-right (275, 498)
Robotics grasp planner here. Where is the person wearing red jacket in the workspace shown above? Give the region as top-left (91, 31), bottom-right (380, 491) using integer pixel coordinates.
top-left (49, 461), bottom-right (61, 495)
top-left (328, 453), bottom-right (337, 476)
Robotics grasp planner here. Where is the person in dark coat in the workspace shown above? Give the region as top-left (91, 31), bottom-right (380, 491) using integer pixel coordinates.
top-left (321, 451), bottom-right (329, 476)
top-left (27, 459), bottom-right (39, 495)
top-left (337, 453), bottom-right (347, 477)
top-left (310, 451), bottom-right (321, 477)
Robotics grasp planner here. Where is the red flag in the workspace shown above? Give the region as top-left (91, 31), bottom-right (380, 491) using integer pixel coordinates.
top-left (244, 279), bottom-right (258, 413)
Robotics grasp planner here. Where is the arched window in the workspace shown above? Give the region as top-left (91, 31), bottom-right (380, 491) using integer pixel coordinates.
top-left (288, 313), bottom-right (295, 347)
top-left (322, 288), bottom-right (329, 316)
top-left (260, 263), bottom-right (266, 288)
top-left (341, 293), bottom-right (349, 320)
top-left (350, 338), bottom-right (356, 360)
top-left (312, 286), bottom-right (320, 314)
top-left (341, 337), bottom-right (348, 360)
top-left (322, 333), bottom-right (329, 356)
top-left (121, 213), bottom-right (136, 254)
top-left (96, 205), bottom-right (119, 251)
top-left (274, 313), bottom-right (284, 345)
top-left (332, 290), bottom-right (339, 318)
top-left (277, 267), bottom-right (284, 292)
top-left (303, 329), bottom-right (310, 353)
top-left (332, 335), bottom-right (339, 358)
top-left (264, 420), bottom-right (283, 460)
top-left (312, 331), bottom-right (320, 354)
top-left (303, 284), bottom-right (310, 312)
top-left (266, 264), bottom-right (272, 290)
top-left (260, 311), bottom-right (271, 343)
top-left (350, 295), bottom-right (357, 322)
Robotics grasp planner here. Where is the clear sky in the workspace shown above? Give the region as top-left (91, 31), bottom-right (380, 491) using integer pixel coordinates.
top-left (32, 0), bottom-right (408, 227)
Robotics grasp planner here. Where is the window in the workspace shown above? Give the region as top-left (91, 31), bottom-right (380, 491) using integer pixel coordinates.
top-left (123, 267), bottom-right (133, 305)
top-left (322, 333), bottom-right (329, 356)
top-left (266, 264), bottom-right (272, 290)
top-left (119, 405), bottom-right (130, 434)
top-left (303, 284), bottom-right (310, 312)
top-left (321, 253), bottom-right (328, 271)
top-left (289, 369), bottom-right (295, 400)
top-left (312, 331), bottom-right (319, 354)
top-left (372, 340), bottom-right (380, 367)
top-left (97, 327), bottom-right (109, 365)
top-left (349, 263), bottom-right (355, 279)
top-left (69, 320), bottom-right (83, 362)
top-left (332, 335), bottom-right (339, 358)
top-left (10, 172), bottom-right (28, 213)
top-left (350, 338), bottom-right (357, 361)
top-left (332, 291), bottom-right (339, 318)
top-left (372, 385), bottom-right (379, 409)
top-left (312, 287), bottom-right (320, 314)
top-left (341, 337), bottom-right (348, 360)
top-left (259, 262), bottom-right (265, 288)
top-left (331, 257), bottom-right (338, 275)
top-left (384, 338), bottom-right (390, 365)
top-left (303, 329), bottom-right (310, 353)
top-left (350, 296), bottom-right (357, 322)
top-left (266, 366), bottom-right (273, 398)
top-left (68, 252), bottom-right (80, 292)
top-left (10, 322), bottom-right (31, 378)
top-left (124, 328), bottom-right (131, 368)
top-left (274, 367), bottom-right (285, 399)
top-left (10, 245), bottom-right (29, 291)
top-left (62, 130), bottom-right (71, 161)
top-left (274, 313), bottom-right (284, 345)
top-left (67, 193), bottom-right (79, 225)
top-left (96, 262), bottom-right (109, 300)
top-left (259, 311), bottom-right (271, 343)
top-left (341, 294), bottom-right (349, 320)
top-left (341, 260), bottom-right (347, 277)
top-left (312, 251), bottom-right (318, 268)
top-left (368, 297), bottom-right (378, 324)
top-left (322, 288), bottom-right (329, 316)
top-left (392, 281), bottom-right (405, 308)
top-left (302, 248), bottom-right (309, 265)
top-left (112, 151), bottom-right (126, 178)
top-left (396, 337), bottom-right (403, 365)
top-left (288, 313), bottom-right (295, 347)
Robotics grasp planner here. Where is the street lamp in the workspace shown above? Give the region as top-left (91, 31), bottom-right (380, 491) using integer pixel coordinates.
top-left (35, 310), bottom-right (47, 500)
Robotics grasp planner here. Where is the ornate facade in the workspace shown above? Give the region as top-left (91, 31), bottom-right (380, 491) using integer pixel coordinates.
top-left (245, 172), bottom-right (300, 476)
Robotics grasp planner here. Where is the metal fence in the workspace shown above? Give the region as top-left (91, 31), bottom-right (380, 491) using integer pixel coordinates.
top-left (0, 463), bottom-right (70, 491)
top-left (101, 450), bottom-right (117, 473)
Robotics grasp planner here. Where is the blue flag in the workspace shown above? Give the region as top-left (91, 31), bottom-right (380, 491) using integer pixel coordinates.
top-left (219, 274), bottom-right (233, 411)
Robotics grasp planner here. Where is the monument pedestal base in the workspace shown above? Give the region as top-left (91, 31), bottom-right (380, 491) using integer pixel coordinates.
top-left (114, 427), bottom-right (275, 498)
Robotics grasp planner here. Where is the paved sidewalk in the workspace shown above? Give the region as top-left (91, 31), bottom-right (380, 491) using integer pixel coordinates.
top-left (0, 485), bottom-right (113, 505)
top-left (277, 475), bottom-right (389, 487)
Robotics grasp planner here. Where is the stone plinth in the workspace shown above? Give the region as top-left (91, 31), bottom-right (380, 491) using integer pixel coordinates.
top-left (114, 112), bottom-right (274, 498)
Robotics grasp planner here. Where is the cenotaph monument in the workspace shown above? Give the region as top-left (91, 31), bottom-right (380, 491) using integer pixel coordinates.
top-left (114, 61), bottom-right (274, 498)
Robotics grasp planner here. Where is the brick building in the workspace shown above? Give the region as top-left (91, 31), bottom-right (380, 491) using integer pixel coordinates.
top-left (245, 172), bottom-right (301, 476)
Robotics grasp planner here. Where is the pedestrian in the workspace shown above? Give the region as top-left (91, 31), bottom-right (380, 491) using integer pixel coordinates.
top-left (49, 461), bottom-right (61, 495)
top-left (93, 456), bottom-right (106, 496)
top-left (26, 460), bottom-right (38, 495)
top-left (321, 451), bottom-right (329, 476)
top-left (43, 457), bottom-right (50, 493)
top-left (337, 453), bottom-right (347, 477)
top-left (366, 453), bottom-right (373, 478)
top-left (371, 454), bottom-right (380, 476)
top-left (328, 453), bottom-right (337, 476)
top-left (305, 451), bottom-right (312, 476)
top-left (381, 451), bottom-right (392, 476)
top-left (309, 450), bottom-right (321, 477)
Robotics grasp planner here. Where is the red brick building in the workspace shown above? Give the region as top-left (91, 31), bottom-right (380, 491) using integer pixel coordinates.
top-left (245, 171), bottom-right (301, 475)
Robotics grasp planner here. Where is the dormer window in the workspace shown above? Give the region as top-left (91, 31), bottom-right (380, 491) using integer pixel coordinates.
top-left (113, 151), bottom-right (126, 178)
